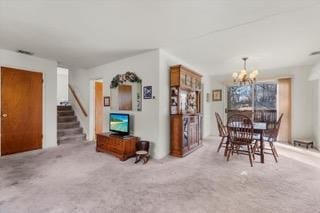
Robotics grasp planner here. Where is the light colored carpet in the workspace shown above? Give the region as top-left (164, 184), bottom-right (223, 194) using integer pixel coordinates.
top-left (0, 137), bottom-right (320, 213)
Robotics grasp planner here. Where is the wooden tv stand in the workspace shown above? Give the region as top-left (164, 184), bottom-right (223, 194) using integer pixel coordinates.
top-left (96, 133), bottom-right (139, 161)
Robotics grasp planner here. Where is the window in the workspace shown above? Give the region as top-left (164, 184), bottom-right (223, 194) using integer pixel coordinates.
top-left (254, 83), bottom-right (277, 110)
top-left (227, 85), bottom-right (253, 110)
top-left (227, 82), bottom-right (277, 110)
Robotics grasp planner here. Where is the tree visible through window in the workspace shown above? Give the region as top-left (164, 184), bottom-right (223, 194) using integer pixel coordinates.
top-left (254, 83), bottom-right (277, 110)
top-left (227, 83), bottom-right (277, 110)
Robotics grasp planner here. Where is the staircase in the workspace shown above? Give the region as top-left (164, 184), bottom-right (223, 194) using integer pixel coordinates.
top-left (57, 105), bottom-right (86, 145)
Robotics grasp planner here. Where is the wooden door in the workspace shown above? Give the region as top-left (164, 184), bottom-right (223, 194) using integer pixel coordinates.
top-left (118, 85), bottom-right (132, 110)
top-left (95, 82), bottom-right (103, 134)
top-left (278, 78), bottom-right (292, 143)
top-left (1, 67), bottom-right (43, 155)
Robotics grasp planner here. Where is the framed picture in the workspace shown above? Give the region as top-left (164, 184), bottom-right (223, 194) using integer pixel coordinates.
top-left (212, 90), bottom-right (222, 102)
top-left (104, 96), bottom-right (110, 106)
top-left (143, 86), bottom-right (152, 99)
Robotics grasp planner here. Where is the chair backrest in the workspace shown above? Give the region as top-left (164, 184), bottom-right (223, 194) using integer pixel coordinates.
top-left (215, 112), bottom-right (227, 137)
top-left (267, 113), bottom-right (283, 142)
top-left (227, 114), bottom-right (254, 145)
top-left (136, 140), bottom-right (150, 152)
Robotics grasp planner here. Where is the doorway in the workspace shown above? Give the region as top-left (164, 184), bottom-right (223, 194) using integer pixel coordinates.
top-left (1, 67), bottom-right (43, 155)
top-left (95, 80), bottom-right (104, 135)
top-left (57, 67), bottom-right (69, 105)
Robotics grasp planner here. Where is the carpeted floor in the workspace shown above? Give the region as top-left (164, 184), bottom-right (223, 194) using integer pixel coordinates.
top-left (0, 137), bottom-right (320, 213)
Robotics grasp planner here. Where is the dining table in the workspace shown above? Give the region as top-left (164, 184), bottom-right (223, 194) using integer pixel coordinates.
top-left (224, 122), bottom-right (267, 163)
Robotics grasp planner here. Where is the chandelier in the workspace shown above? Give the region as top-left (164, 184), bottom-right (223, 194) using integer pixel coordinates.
top-left (232, 57), bottom-right (258, 85)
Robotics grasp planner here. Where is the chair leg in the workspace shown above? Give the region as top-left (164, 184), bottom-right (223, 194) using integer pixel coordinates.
top-left (250, 144), bottom-right (255, 160)
top-left (217, 136), bottom-right (225, 152)
top-left (135, 155), bottom-right (141, 164)
top-left (269, 143), bottom-right (278, 163)
top-left (227, 144), bottom-right (233, 161)
top-left (252, 140), bottom-right (258, 154)
top-left (231, 144), bottom-right (235, 156)
top-left (247, 145), bottom-right (253, 167)
top-left (224, 138), bottom-right (229, 157)
top-left (143, 154), bottom-right (150, 164)
top-left (273, 145), bottom-right (279, 157)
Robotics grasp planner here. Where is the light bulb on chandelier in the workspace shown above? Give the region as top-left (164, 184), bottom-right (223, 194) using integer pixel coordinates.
top-left (232, 57), bottom-right (258, 85)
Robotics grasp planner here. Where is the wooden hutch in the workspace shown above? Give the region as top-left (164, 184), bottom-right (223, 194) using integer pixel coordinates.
top-left (170, 65), bottom-right (203, 157)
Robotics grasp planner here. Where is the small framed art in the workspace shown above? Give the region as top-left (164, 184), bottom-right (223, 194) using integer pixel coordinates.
top-left (104, 96), bottom-right (110, 106)
top-left (212, 90), bottom-right (222, 102)
top-left (143, 86), bottom-right (152, 99)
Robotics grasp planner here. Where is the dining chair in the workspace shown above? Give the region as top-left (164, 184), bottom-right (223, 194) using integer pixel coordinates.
top-left (253, 113), bottom-right (283, 162)
top-left (226, 114), bottom-right (255, 167)
top-left (215, 112), bottom-right (228, 153)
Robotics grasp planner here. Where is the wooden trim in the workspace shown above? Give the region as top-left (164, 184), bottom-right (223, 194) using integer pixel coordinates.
top-left (68, 84), bottom-right (88, 117)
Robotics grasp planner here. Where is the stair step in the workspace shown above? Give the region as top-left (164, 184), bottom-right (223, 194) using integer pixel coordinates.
top-left (58, 127), bottom-right (83, 137)
top-left (58, 110), bottom-right (74, 116)
top-left (57, 104), bottom-right (85, 145)
top-left (58, 134), bottom-right (86, 145)
top-left (58, 121), bottom-right (80, 129)
top-left (58, 115), bottom-right (77, 123)
top-left (57, 105), bottom-right (72, 111)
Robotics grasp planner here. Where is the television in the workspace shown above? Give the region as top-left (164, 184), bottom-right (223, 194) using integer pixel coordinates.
top-left (109, 113), bottom-right (130, 135)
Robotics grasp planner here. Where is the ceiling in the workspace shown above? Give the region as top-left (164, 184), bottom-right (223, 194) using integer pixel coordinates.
top-left (1, 0), bottom-right (320, 76)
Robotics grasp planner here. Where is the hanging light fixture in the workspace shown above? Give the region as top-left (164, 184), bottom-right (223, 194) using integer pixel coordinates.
top-left (232, 57), bottom-right (258, 85)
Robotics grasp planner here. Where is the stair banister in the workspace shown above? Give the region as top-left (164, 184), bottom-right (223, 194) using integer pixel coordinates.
top-left (68, 84), bottom-right (88, 117)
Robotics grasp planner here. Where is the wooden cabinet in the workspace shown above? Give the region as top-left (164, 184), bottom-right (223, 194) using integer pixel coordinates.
top-left (170, 65), bottom-right (202, 91)
top-left (96, 133), bottom-right (139, 161)
top-left (170, 115), bottom-right (202, 157)
top-left (170, 65), bottom-right (202, 115)
top-left (170, 65), bottom-right (203, 158)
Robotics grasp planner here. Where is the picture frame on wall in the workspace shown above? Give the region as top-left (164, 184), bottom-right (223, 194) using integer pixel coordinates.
top-left (143, 86), bottom-right (152, 99)
top-left (212, 89), bottom-right (222, 102)
top-left (104, 96), bottom-right (110, 106)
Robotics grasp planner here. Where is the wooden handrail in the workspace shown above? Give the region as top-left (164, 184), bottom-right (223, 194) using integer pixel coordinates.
top-left (68, 84), bottom-right (88, 117)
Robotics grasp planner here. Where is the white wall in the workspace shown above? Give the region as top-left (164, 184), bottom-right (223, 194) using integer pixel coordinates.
top-left (291, 68), bottom-right (313, 140)
top-left (57, 67), bottom-right (69, 104)
top-left (309, 62), bottom-right (320, 149)
top-left (311, 80), bottom-right (320, 149)
top-left (0, 49), bottom-right (57, 152)
top-left (69, 50), bottom-right (160, 157)
top-left (69, 49), bottom-right (212, 159)
top-left (209, 66), bottom-right (315, 143)
top-left (210, 78), bottom-right (227, 136)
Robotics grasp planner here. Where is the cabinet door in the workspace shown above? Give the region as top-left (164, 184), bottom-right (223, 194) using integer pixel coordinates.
top-left (183, 116), bottom-right (189, 152)
top-left (188, 123), bottom-right (197, 149)
top-left (188, 116), bottom-right (199, 149)
top-left (97, 135), bottom-right (106, 149)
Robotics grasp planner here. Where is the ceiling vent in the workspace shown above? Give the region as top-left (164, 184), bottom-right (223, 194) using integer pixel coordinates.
top-left (309, 51), bottom-right (320, 56)
top-left (16, 49), bottom-right (34, 56)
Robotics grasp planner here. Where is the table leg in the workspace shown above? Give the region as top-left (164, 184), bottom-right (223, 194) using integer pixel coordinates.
top-left (260, 132), bottom-right (264, 163)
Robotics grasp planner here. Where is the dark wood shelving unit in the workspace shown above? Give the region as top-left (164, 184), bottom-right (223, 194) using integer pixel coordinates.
top-left (169, 65), bottom-right (203, 157)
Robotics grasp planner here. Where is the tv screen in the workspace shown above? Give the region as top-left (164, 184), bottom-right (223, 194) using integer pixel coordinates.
top-left (109, 113), bottom-right (130, 135)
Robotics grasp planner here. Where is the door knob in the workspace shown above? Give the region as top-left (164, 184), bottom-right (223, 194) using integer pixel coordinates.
top-left (2, 114), bottom-right (8, 118)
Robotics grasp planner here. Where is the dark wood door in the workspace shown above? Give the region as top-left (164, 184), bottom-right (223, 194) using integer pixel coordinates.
top-left (95, 82), bottom-right (103, 134)
top-left (1, 67), bottom-right (43, 155)
top-left (118, 85), bottom-right (132, 110)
